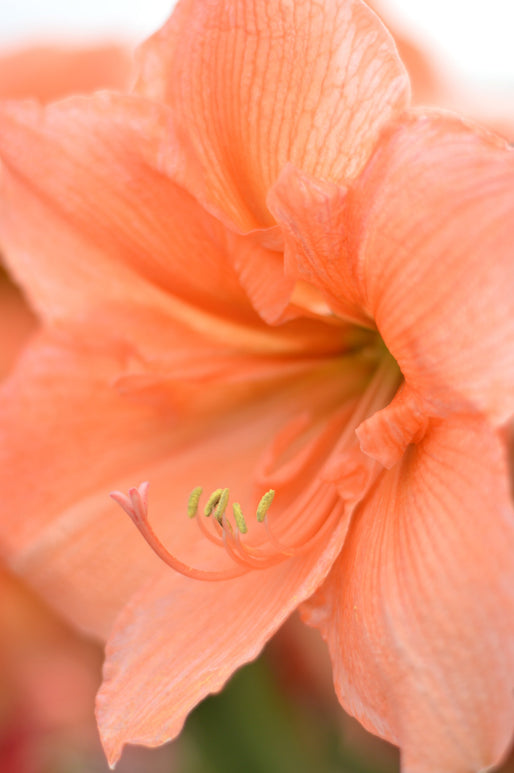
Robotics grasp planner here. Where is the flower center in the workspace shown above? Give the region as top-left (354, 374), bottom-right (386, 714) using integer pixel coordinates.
top-left (111, 348), bottom-right (401, 582)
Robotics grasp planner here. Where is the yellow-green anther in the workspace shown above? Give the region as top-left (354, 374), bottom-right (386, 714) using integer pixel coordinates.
top-left (204, 488), bottom-right (223, 517)
top-left (214, 488), bottom-right (230, 523)
top-left (256, 489), bottom-right (275, 523)
top-left (187, 486), bottom-right (203, 518)
top-left (232, 503), bottom-right (248, 534)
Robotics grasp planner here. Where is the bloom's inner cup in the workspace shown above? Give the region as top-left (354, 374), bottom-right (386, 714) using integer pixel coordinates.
top-left (112, 321), bottom-right (402, 581)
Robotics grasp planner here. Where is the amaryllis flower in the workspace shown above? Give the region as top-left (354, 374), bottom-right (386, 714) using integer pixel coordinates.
top-left (0, 39), bottom-right (132, 367)
top-left (0, 1), bottom-right (512, 772)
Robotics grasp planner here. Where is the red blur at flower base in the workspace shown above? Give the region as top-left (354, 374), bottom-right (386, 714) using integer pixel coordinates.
top-left (0, 568), bottom-right (103, 773)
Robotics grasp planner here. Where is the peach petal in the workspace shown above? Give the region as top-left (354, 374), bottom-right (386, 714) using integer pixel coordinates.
top-left (97, 505), bottom-right (351, 766)
top-left (0, 328), bottom-right (369, 638)
top-left (0, 44), bottom-right (131, 102)
top-left (0, 94), bottom-right (250, 328)
top-left (0, 332), bottom-right (179, 637)
top-left (278, 111), bottom-right (514, 424)
top-left (226, 222), bottom-right (344, 325)
top-left (356, 383), bottom-right (429, 469)
top-left (61, 297), bottom-right (343, 387)
top-left (302, 415), bottom-right (514, 772)
top-left (224, 227), bottom-right (296, 324)
top-left (0, 94), bottom-right (349, 360)
top-left (135, 0), bottom-right (409, 232)
top-left (352, 111), bottom-right (514, 424)
top-left (365, 2), bottom-right (441, 105)
top-left (268, 163), bottom-right (371, 326)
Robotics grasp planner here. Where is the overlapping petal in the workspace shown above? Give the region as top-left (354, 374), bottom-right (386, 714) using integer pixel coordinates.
top-left (0, 320), bottom-right (372, 639)
top-left (302, 415), bottom-right (514, 772)
top-left (365, 1), bottom-right (442, 105)
top-left (97, 506), bottom-right (350, 767)
top-left (355, 112), bottom-right (514, 425)
top-left (0, 92), bottom-right (353, 351)
top-left (135, 0), bottom-right (409, 233)
top-left (94, 354), bottom-right (394, 763)
top-left (0, 332), bottom-right (178, 637)
top-left (268, 163), bottom-right (368, 325)
top-left (0, 94), bottom-right (251, 328)
top-left (274, 111), bottom-right (514, 424)
top-left (132, 0), bottom-right (410, 323)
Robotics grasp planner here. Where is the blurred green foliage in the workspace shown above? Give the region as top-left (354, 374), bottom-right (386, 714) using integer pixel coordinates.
top-left (179, 652), bottom-right (399, 773)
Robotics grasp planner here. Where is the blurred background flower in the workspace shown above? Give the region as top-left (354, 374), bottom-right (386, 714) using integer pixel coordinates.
top-left (0, 45), bottom-right (131, 102)
top-left (0, 269), bottom-right (176, 772)
top-left (0, 32), bottom-right (175, 773)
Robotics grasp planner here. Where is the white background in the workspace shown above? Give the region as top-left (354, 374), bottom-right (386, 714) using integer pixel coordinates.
top-left (0, 0), bottom-right (513, 93)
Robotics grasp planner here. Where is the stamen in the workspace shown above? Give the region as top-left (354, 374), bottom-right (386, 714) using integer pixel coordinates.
top-left (204, 488), bottom-right (223, 517)
top-left (187, 486), bottom-right (203, 518)
top-left (111, 479), bottom-right (337, 581)
top-left (256, 489), bottom-right (275, 522)
top-left (232, 503), bottom-right (248, 534)
top-left (213, 488), bottom-right (230, 524)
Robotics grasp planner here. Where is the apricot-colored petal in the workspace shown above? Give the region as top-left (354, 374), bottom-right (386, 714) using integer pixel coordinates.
top-left (0, 332), bottom-right (180, 637)
top-left (0, 44), bottom-right (131, 102)
top-left (226, 218), bottom-right (344, 325)
top-left (0, 326), bottom-right (369, 639)
top-left (225, 227), bottom-right (297, 323)
top-left (135, 0), bottom-right (409, 232)
top-left (281, 112), bottom-right (514, 423)
top-left (0, 94), bottom-right (344, 356)
top-left (365, 2), bottom-right (441, 105)
top-left (356, 382), bottom-right (429, 469)
top-left (268, 163), bottom-right (371, 326)
top-left (97, 509), bottom-right (350, 766)
top-left (353, 112), bottom-right (514, 424)
top-left (0, 94), bottom-right (250, 328)
top-left (302, 415), bottom-right (514, 772)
